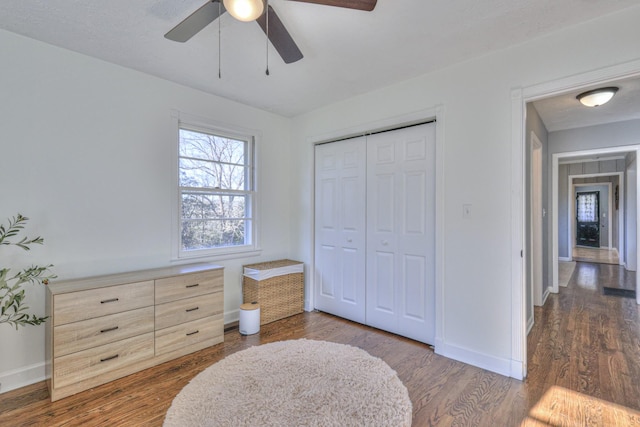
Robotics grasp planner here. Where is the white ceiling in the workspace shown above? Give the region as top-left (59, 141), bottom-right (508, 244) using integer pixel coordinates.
top-left (533, 76), bottom-right (640, 163)
top-left (1, 0), bottom-right (639, 117)
top-left (533, 76), bottom-right (640, 133)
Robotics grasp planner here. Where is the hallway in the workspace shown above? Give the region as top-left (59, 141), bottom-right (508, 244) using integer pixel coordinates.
top-left (572, 246), bottom-right (620, 265)
top-left (527, 261), bottom-right (640, 424)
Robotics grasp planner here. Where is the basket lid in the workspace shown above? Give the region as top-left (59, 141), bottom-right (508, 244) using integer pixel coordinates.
top-left (240, 302), bottom-right (260, 311)
top-left (243, 259), bottom-right (302, 270)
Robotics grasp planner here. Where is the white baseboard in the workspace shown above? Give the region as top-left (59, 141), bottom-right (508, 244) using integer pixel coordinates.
top-left (434, 338), bottom-right (522, 380)
top-left (225, 308), bottom-right (240, 325)
top-left (0, 361), bottom-right (48, 395)
top-left (510, 360), bottom-right (525, 380)
top-left (526, 315), bottom-right (534, 335)
top-left (542, 286), bottom-right (550, 305)
top-left (558, 257), bottom-right (571, 262)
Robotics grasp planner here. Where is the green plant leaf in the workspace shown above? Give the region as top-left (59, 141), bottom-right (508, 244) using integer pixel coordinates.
top-left (1, 214), bottom-right (53, 330)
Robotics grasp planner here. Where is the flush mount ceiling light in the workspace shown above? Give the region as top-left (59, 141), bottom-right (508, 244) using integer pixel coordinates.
top-left (223, 0), bottom-right (266, 22)
top-left (576, 87), bottom-right (619, 107)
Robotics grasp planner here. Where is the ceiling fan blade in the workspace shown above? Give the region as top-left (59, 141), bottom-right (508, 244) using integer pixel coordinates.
top-left (287, 0), bottom-right (377, 12)
top-left (165, 1), bottom-right (226, 42)
top-left (256, 5), bottom-right (304, 64)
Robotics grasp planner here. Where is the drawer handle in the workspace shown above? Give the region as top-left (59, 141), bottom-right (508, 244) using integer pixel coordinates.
top-left (100, 298), bottom-right (119, 304)
top-left (186, 330), bottom-right (199, 336)
top-left (186, 283), bottom-right (199, 289)
top-left (100, 326), bottom-right (119, 333)
top-left (186, 307), bottom-right (199, 313)
top-left (100, 354), bottom-right (119, 363)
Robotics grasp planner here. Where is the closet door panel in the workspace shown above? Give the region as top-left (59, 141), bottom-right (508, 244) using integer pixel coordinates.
top-left (375, 174), bottom-right (395, 232)
top-left (316, 175), bottom-right (338, 299)
top-left (367, 134), bottom-right (401, 333)
top-left (341, 247), bottom-right (359, 303)
top-left (366, 123), bottom-right (436, 344)
top-left (314, 138), bottom-right (366, 323)
top-left (403, 254), bottom-right (426, 319)
top-left (318, 177), bottom-right (337, 231)
top-left (317, 244), bottom-right (337, 298)
top-left (405, 171), bottom-right (426, 234)
top-left (373, 251), bottom-right (395, 313)
top-left (398, 125), bottom-right (436, 343)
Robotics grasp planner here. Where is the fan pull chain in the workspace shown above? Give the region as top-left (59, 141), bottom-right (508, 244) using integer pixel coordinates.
top-left (218, 0), bottom-right (222, 78)
top-left (265, 0), bottom-right (270, 76)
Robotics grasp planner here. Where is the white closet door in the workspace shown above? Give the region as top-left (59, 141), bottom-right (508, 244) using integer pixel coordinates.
top-left (366, 123), bottom-right (436, 344)
top-left (314, 138), bottom-right (367, 323)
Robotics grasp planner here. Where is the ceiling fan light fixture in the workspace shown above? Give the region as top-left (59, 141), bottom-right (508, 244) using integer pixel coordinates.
top-left (223, 0), bottom-right (266, 22)
top-left (576, 87), bottom-right (619, 107)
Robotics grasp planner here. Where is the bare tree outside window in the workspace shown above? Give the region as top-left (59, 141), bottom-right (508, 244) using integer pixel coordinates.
top-left (179, 128), bottom-right (254, 253)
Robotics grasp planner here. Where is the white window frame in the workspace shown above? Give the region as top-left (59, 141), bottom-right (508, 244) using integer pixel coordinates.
top-left (171, 114), bottom-right (260, 261)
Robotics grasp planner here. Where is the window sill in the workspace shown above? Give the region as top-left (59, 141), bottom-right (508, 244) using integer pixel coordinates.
top-left (171, 248), bottom-right (262, 264)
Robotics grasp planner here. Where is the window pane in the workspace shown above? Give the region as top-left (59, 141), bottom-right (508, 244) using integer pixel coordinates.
top-left (179, 158), bottom-right (246, 190)
top-left (178, 125), bottom-right (254, 255)
top-left (577, 193), bottom-right (598, 222)
top-left (180, 129), bottom-right (246, 165)
top-left (182, 193), bottom-right (247, 220)
top-left (181, 219), bottom-right (249, 250)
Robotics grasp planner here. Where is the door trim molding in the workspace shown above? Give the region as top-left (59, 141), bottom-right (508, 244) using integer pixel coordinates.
top-left (512, 57), bottom-right (640, 381)
top-left (530, 132), bottom-right (543, 311)
top-left (574, 188), bottom-right (606, 249)
top-left (308, 106), bottom-right (445, 351)
top-left (571, 179), bottom-right (616, 253)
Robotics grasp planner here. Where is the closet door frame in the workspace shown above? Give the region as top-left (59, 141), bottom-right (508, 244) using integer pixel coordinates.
top-left (309, 106), bottom-right (445, 350)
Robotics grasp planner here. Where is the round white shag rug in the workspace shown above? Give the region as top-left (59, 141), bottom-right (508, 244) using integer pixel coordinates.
top-left (163, 339), bottom-right (412, 427)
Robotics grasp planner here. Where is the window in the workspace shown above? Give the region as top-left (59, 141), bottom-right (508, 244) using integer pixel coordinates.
top-left (177, 125), bottom-right (256, 258)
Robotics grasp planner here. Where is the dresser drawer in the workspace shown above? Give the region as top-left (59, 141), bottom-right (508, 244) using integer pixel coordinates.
top-left (155, 314), bottom-right (223, 356)
top-left (53, 281), bottom-right (154, 326)
top-left (53, 332), bottom-right (154, 389)
top-left (54, 306), bottom-right (155, 357)
top-left (155, 292), bottom-right (223, 330)
top-left (155, 270), bottom-right (223, 304)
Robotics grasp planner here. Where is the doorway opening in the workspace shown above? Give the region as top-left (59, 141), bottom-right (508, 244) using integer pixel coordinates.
top-left (570, 177), bottom-right (622, 265)
top-left (512, 59), bottom-right (640, 380)
top-left (551, 146), bottom-right (638, 294)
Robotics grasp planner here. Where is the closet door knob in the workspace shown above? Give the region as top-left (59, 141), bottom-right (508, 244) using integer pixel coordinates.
top-left (382, 240), bottom-right (389, 246)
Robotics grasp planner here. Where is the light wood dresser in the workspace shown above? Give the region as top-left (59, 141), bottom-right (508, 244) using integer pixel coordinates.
top-left (45, 263), bottom-right (224, 401)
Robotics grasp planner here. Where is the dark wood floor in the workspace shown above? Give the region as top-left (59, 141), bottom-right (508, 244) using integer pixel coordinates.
top-left (2, 261), bottom-right (640, 426)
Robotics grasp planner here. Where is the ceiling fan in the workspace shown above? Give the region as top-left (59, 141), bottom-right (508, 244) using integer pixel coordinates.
top-left (164, 0), bottom-right (377, 64)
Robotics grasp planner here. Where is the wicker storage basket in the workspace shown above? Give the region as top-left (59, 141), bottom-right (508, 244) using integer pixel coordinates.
top-left (242, 259), bottom-right (304, 325)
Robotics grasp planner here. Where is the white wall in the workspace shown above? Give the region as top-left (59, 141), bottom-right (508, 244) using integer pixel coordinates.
top-left (525, 104), bottom-right (550, 328)
top-left (290, 6), bottom-right (640, 375)
top-left (0, 29), bottom-right (293, 392)
top-left (549, 119), bottom-right (640, 154)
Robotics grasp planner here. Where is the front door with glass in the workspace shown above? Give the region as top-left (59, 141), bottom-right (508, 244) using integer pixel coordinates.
top-left (576, 191), bottom-right (600, 248)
